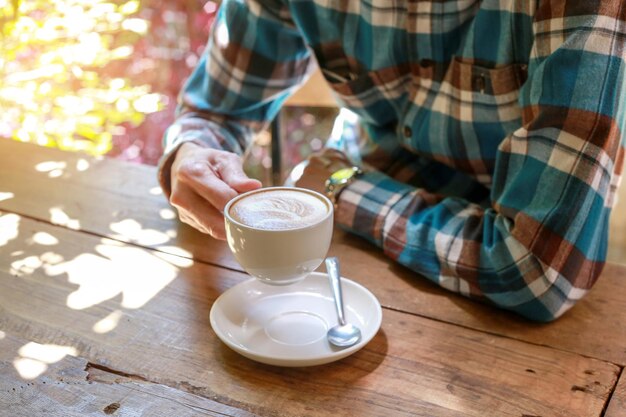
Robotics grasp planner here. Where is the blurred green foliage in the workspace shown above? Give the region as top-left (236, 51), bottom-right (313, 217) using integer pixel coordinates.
top-left (0, 0), bottom-right (164, 155)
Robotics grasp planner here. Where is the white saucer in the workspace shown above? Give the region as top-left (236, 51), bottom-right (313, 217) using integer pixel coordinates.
top-left (209, 272), bottom-right (382, 367)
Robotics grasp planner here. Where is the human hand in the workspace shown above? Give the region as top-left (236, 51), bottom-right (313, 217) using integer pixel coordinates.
top-left (169, 142), bottom-right (262, 239)
top-left (295, 148), bottom-right (352, 195)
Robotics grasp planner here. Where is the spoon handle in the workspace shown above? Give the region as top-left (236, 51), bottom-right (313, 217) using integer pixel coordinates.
top-left (325, 257), bottom-right (347, 326)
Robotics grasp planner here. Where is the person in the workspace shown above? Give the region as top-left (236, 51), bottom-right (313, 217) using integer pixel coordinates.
top-left (158, 0), bottom-right (626, 322)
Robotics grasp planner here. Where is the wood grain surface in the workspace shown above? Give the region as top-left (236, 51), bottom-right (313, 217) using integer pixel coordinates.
top-left (0, 139), bottom-right (236, 269)
top-left (1, 140), bottom-right (625, 366)
top-left (0, 214), bottom-right (620, 417)
top-left (0, 333), bottom-right (256, 417)
top-left (607, 371), bottom-right (626, 417)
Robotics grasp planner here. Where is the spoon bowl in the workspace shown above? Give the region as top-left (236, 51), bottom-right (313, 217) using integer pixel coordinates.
top-left (325, 257), bottom-right (362, 348)
top-left (327, 323), bottom-right (362, 347)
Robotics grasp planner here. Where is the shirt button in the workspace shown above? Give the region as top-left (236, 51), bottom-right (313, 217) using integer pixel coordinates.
top-left (473, 74), bottom-right (486, 93)
top-left (419, 59), bottom-right (434, 68)
top-left (403, 125), bottom-right (412, 138)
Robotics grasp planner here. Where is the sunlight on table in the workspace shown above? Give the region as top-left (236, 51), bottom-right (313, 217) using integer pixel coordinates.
top-left (0, 213), bottom-right (20, 247)
top-left (0, 192), bottom-right (14, 202)
top-left (35, 160), bottom-right (67, 178)
top-left (149, 186), bottom-right (163, 196)
top-left (92, 309), bottom-right (124, 334)
top-left (76, 158), bottom-right (90, 171)
top-left (159, 208), bottom-right (176, 220)
top-left (49, 207), bottom-right (80, 230)
top-left (13, 342), bottom-right (78, 380)
top-left (109, 218), bottom-right (171, 245)
top-left (30, 232), bottom-right (59, 246)
top-left (44, 241), bottom-right (181, 310)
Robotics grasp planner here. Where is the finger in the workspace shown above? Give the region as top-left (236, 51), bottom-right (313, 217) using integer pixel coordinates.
top-left (178, 211), bottom-right (210, 235)
top-left (181, 203), bottom-right (227, 240)
top-left (214, 155), bottom-right (262, 193)
top-left (171, 185), bottom-right (228, 240)
top-left (176, 160), bottom-right (238, 212)
top-left (191, 203), bottom-right (227, 240)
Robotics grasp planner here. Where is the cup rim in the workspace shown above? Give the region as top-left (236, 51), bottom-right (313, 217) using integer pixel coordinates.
top-left (223, 186), bottom-right (333, 233)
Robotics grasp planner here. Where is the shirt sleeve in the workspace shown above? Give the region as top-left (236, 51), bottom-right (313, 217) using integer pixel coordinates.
top-left (336, 2), bottom-right (626, 322)
top-left (158, 0), bottom-right (313, 195)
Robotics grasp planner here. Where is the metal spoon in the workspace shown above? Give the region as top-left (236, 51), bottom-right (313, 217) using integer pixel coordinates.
top-left (325, 257), bottom-right (362, 348)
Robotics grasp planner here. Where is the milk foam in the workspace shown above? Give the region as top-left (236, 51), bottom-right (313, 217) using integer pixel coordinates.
top-left (229, 189), bottom-right (328, 230)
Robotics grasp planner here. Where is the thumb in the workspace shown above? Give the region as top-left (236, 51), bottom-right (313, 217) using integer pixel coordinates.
top-left (218, 160), bottom-right (262, 193)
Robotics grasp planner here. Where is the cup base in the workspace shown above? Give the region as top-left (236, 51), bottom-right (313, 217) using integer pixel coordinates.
top-left (255, 274), bottom-right (309, 286)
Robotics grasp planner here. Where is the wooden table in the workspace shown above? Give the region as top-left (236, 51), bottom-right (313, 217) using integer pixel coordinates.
top-left (0, 139), bottom-right (625, 417)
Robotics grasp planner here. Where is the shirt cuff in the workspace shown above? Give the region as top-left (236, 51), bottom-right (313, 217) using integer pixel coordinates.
top-left (335, 171), bottom-right (415, 247)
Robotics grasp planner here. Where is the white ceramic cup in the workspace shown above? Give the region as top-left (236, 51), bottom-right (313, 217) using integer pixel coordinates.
top-left (223, 187), bottom-right (334, 285)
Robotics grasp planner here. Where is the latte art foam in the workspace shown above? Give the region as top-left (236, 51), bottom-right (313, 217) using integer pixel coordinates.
top-left (229, 189), bottom-right (329, 230)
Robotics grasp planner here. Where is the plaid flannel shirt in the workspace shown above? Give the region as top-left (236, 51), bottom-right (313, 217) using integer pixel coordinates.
top-left (159, 0), bottom-right (626, 321)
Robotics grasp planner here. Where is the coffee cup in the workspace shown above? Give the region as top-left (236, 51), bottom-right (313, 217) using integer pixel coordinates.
top-left (223, 187), bottom-right (333, 285)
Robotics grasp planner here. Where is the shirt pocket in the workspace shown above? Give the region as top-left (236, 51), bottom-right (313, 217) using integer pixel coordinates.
top-left (323, 68), bottom-right (409, 126)
top-left (412, 58), bottom-right (526, 185)
top-left (314, 43), bottom-right (408, 126)
top-left (442, 57), bottom-right (526, 124)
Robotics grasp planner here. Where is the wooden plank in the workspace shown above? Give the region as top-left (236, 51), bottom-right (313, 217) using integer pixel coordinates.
top-left (1, 139), bottom-right (626, 367)
top-left (0, 215), bottom-right (620, 417)
top-left (0, 332), bottom-right (255, 417)
top-left (606, 371), bottom-right (626, 417)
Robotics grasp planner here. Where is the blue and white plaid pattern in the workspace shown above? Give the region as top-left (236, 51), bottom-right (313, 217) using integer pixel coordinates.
top-left (160, 0), bottom-right (626, 321)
